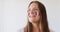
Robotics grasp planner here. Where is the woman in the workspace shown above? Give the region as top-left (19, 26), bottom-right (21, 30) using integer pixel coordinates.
top-left (19, 1), bottom-right (52, 32)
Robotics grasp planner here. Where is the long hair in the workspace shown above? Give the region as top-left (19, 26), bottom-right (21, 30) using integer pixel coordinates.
top-left (24, 1), bottom-right (50, 32)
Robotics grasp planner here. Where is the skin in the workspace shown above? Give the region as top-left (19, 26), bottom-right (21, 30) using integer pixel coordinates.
top-left (27, 3), bottom-right (42, 32)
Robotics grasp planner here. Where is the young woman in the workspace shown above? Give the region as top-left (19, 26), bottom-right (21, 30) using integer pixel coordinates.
top-left (19, 1), bottom-right (53, 32)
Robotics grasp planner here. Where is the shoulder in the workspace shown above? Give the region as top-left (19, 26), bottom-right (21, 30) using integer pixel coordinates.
top-left (17, 28), bottom-right (24, 32)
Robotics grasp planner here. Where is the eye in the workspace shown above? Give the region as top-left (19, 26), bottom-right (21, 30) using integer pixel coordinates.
top-left (34, 11), bottom-right (37, 16)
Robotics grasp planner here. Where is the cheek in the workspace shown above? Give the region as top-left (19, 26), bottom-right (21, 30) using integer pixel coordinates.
top-left (38, 12), bottom-right (40, 16)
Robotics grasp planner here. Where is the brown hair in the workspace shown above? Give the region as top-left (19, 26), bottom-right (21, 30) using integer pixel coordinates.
top-left (24, 1), bottom-right (50, 32)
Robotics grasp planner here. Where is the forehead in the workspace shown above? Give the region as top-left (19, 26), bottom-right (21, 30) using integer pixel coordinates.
top-left (29, 3), bottom-right (38, 9)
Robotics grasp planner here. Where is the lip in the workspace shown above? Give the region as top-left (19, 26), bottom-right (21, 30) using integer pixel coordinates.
top-left (29, 15), bottom-right (36, 18)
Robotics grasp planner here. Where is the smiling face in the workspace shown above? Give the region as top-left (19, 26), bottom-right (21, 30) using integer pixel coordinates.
top-left (27, 3), bottom-right (41, 23)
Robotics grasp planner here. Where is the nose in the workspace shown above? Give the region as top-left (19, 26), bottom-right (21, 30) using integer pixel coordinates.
top-left (28, 10), bottom-right (35, 17)
top-left (30, 11), bottom-right (34, 15)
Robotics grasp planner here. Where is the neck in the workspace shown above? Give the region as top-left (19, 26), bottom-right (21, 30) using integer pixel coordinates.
top-left (32, 22), bottom-right (40, 28)
top-left (31, 22), bottom-right (43, 32)
top-left (31, 20), bottom-right (41, 27)
top-left (31, 22), bottom-right (40, 32)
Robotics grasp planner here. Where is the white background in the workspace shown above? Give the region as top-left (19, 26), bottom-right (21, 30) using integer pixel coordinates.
top-left (0, 0), bottom-right (60, 32)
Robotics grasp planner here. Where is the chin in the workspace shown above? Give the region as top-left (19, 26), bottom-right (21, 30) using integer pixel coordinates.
top-left (29, 19), bottom-right (35, 21)
top-left (29, 20), bottom-right (37, 23)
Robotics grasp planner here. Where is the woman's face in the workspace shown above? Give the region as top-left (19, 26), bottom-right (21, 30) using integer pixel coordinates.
top-left (27, 3), bottom-right (41, 23)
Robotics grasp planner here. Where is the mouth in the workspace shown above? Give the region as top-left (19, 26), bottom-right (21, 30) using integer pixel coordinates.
top-left (29, 15), bottom-right (36, 18)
